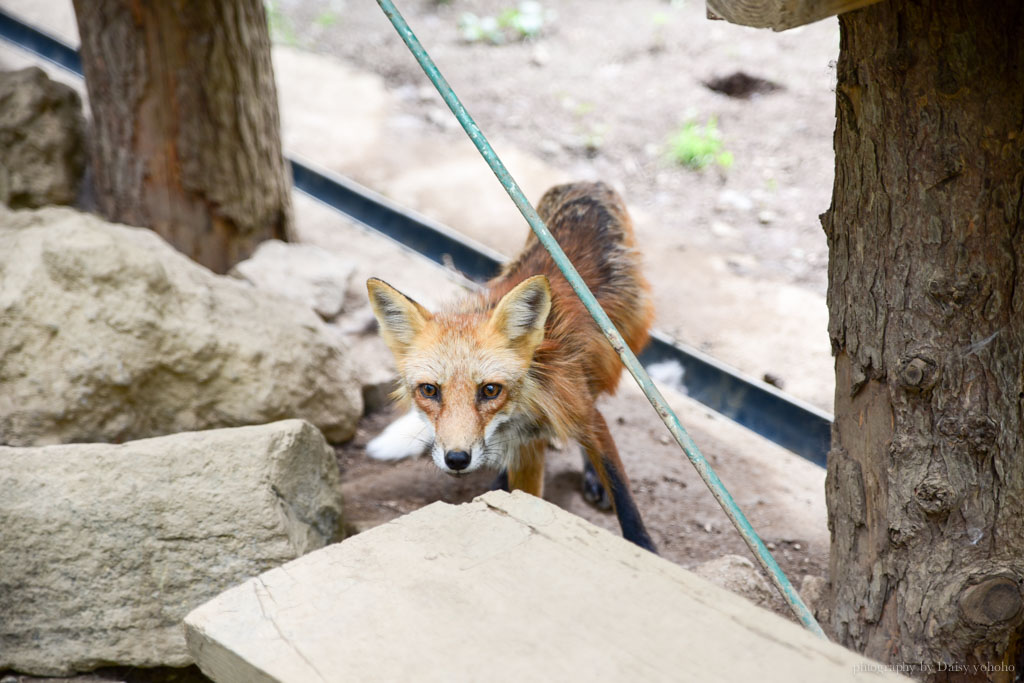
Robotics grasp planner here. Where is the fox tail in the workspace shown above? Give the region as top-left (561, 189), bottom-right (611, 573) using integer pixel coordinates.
top-left (366, 409), bottom-right (433, 461)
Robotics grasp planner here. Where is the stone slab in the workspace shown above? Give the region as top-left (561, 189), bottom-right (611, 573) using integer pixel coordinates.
top-left (185, 490), bottom-right (906, 683)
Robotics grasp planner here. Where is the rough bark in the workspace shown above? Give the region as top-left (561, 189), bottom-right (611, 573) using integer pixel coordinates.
top-left (72, 0), bottom-right (292, 273)
top-left (823, 1), bottom-right (1024, 680)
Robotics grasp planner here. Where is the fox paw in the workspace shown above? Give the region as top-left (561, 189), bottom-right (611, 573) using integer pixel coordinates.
top-left (490, 469), bottom-right (510, 492)
top-left (582, 462), bottom-right (612, 511)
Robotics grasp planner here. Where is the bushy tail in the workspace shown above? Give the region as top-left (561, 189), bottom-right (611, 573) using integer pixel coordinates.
top-left (365, 410), bottom-right (433, 461)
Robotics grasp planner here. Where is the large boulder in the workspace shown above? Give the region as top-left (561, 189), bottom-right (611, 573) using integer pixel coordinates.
top-left (229, 238), bottom-right (356, 320)
top-left (0, 67), bottom-right (85, 208)
top-left (0, 206), bottom-right (362, 445)
top-left (0, 419), bottom-right (344, 676)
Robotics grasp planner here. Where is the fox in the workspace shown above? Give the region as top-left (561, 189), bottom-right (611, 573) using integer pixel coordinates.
top-left (366, 181), bottom-right (656, 552)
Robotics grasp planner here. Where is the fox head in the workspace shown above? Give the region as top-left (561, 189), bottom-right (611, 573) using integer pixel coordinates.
top-left (367, 275), bottom-right (552, 475)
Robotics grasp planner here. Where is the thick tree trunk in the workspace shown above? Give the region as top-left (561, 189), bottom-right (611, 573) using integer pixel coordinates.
top-left (73, 0), bottom-right (292, 273)
top-left (823, 1), bottom-right (1024, 680)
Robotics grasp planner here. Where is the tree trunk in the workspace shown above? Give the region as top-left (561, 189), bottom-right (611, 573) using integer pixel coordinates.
top-left (73, 0), bottom-right (292, 273)
top-left (823, 1), bottom-right (1024, 680)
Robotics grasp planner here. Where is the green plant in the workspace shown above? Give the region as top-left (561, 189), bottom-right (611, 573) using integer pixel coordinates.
top-left (264, 0), bottom-right (299, 46)
top-left (668, 118), bottom-right (734, 170)
top-left (314, 10), bottom-right (340, 28)
top-left (499, 1), bottom-right (548, 38)
top-left (459, 2), bottom-right (554, 44)
top-left (581, 123), bottom-right (608, 156)
top-left (459, 13), bottom-right (503, 43)
top-left (574, 101), bottom-right (595, 117)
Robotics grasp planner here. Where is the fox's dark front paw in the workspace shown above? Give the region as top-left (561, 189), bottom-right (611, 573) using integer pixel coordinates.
top-left (490, 469), bottom-right (510, 492)
top-left (582, 460), bottom-right (612, 510)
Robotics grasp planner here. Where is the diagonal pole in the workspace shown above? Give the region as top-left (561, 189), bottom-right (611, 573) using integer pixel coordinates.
top-left (376, 0), bottom-right (826, 638)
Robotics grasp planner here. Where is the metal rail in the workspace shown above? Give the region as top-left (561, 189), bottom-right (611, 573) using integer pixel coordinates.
top-left (0, 8), bottom-right (831, 466)
top-left (0, 9), bottom-right (79, 73)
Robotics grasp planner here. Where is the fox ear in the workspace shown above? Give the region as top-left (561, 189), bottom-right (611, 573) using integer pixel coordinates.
top-left (367, 278), bottom-right (431, 352)
top-left (489, 275), bottom-right (551, 359)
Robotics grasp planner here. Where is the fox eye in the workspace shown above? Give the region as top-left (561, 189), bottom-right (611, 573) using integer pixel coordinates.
top-left (479, 383), bottom-right (503, 400)
top-left (418, 383), bottom-right (439, 400)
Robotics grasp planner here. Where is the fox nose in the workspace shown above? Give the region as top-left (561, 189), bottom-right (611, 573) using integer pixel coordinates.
top-left (444, 450), bottom-right (471, 471)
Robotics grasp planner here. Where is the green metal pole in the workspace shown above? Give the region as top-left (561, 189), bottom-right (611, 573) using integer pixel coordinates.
top-left (376, 0), bottom-right (826, 639)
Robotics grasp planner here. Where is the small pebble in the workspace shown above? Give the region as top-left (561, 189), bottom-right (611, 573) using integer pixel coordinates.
top-left (716, 188), bottom-right (754, 212)
top-left (530, 44), bottom-right (550, 67)
top-left (539, 139), bottom-right (561, 156)
top-left (710, 220), bottom-right (737, 238)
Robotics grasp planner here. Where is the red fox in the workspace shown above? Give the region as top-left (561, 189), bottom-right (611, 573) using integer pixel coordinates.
top-left (366, 182), bottom-right (656, 551)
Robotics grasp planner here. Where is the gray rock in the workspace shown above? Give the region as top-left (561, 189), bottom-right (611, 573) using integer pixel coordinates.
top-left (331, 300), bottom-right (397, 396)
top-left (0, 207), bottom-right (362, 446)
top-left (0, 67), bottom-right (85, 208)
top-left (0, 419), bottom-right (344, 676)
top-left (345, 333), bottom-right (399, 414)
top-left (800, 574), bottom-right (830, 623)
top-left (327, 305), bottom-right (399, 413)
top-left (229, 239), bottom-right (356, 320)
top-left (334, 304), bottom-right (377, 336)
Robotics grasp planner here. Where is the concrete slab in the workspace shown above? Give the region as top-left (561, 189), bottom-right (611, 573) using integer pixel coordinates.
top-left (185, 490), bottom-right (904, 683)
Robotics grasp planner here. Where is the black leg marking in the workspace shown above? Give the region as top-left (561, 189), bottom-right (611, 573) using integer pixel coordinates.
top-left (490, 468), bottom-right (510, 492)
top-left (581, 450), bottom-right (612, 510)
top-left (604, 461), bottom-right (657, 553)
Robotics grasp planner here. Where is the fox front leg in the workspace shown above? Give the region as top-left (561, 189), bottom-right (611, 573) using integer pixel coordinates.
top-left (493, 446), bottom-right (612, 512)
top-left (490, 469), bottom-right (510, 492)
top-left (505, 439), bottom-right (546, 498)
top-left (581, 451), bottom-right (612, 511)
top-left (580, 409), bottom-right (657, 553)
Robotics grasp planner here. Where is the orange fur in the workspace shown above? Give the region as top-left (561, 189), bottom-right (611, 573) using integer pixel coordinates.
top-left (488, 181), bottom-right (654, 442)
top-left (368, 181), bottom-right (656, 549)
